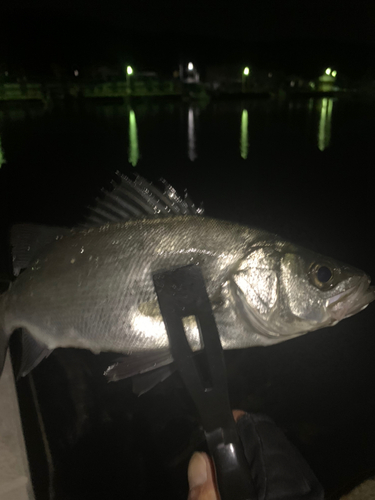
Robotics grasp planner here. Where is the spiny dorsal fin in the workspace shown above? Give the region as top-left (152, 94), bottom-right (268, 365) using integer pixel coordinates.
top-left (82, 174), bottom-right (204, 226)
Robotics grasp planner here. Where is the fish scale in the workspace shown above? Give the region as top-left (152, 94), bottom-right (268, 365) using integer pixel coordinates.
top-left (0, 176), bottom-right (374, 390)
top-left (3, 217), bottom-right (255, 353)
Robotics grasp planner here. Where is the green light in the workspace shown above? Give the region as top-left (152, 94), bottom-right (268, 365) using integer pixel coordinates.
top-left (128, 109), bottom-right (139, 167)
top-left (242, 68), bottom-right (250, 92)
top-left (332, 70), bottom-right (337, 78)
top-left (325, 67), bottom-right (331, 76)
top-left (127, 66), bottom-right (133, 75)
top-left (240, 109), bottom-right (248, 159)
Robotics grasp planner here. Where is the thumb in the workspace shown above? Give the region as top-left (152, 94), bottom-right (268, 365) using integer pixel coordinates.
top-left (187, 452), bottom-right (220, 500)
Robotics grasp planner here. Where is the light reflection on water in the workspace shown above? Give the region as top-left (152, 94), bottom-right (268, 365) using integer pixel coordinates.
top-left (181, 97), bottom-right (335, 162)
top-left (318, 97), bottom-right (334, 151)
top-left (128, 108), bottom-right (139, 167)
top-left (188, 107), bottom-right (197, 161)
top-left (0, 96), bottom-right (340, 171)
top-left (240, 109), bottom-right (249, 159)
top-left (0, 134), bottom-right (5, 168)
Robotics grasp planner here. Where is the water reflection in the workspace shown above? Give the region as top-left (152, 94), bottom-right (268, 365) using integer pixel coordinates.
top-left (308, 98), bottom-right (314, 114)
top-left (0, 135), bottom-right (5, 168)
top-left (240, 109), bottom-right (248, 159)
top-left (188, 107), bottom-right (197, 161)
top-left (128, 108), bottom-right (139, 166)
top-left (0, 98), bottom-right (344, 172)
top-left (318, 98), bottom-right (334, 151)
top-left (7, 108), bottom-right (27, 122)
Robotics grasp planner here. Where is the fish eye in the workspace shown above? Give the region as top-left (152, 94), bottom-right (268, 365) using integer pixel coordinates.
top-left (309, 263), bottom-right (334, 289)
top-left (316, 266), bottom-right (332, 283)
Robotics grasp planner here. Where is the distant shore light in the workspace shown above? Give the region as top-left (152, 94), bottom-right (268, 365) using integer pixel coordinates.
top-left (188, 62), bottom-right (194, 71)
top-left (243, 67), bottom-right (250, 76)
top-left (127, 66), bottom-right (133, 75)
top-left (325, 67), bottom-right (332, 76)
top-left (332, 70), bottom-right (337, 77)
top-left (74, 70), bottom-right (79, 77)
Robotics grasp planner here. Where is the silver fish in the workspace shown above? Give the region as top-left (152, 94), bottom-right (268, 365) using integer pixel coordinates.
top-left (0, 176), bottom-right (374, 391)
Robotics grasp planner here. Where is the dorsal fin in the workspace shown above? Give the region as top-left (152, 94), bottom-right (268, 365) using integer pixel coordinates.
top-left (82, 174), bottom-right (204, 226)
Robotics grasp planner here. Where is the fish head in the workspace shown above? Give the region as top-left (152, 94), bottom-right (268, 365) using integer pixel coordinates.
top-left (231, 245), bottom-right (375, 343)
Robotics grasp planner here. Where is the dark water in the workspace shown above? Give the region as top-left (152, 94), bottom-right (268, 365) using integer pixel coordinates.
top-left (1, 96), bottom-right (375, 499)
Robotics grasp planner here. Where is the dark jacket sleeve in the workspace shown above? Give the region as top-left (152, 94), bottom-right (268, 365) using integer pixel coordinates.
top-left (236, 413), bottom-right (325, 500)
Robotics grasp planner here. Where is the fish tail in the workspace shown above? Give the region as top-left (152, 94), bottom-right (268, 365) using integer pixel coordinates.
top-left (0, 295), bottom-right (9, 376)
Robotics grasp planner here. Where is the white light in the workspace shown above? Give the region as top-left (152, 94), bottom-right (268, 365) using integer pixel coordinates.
top-left (74, 70), bottom-right (79, 77)
top-left (188, 62), bottom-right (194, 71)
top-left (127, 66), bottom-right (133, 75)
top-left (332, 70), bottom-right (337, 77)
top-left (290, 81), bottom-right (295, 87)
top-left (188, 107), bottom-right (197, 161)
top-left (325, 67), bottom-right (332, 76)
top-left (268, 72), bottom-right (272, 78)
top-left (243, 67), bottom-right (249, 76)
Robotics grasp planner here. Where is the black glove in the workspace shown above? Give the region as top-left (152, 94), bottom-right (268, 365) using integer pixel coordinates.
top-left (236, 413), bottom-right (324, 500)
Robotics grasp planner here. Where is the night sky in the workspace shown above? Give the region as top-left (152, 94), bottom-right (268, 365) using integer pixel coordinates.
top-left (1, 0), bottom-right (375, 77)
top-left (1, 0), bottom-right (375, 43)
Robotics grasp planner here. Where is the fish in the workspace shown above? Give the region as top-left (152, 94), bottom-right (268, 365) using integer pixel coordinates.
top-left (0, 174), bottom-right (374, 394)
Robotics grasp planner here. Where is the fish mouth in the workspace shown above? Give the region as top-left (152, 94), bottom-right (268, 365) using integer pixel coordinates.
top-left (326, 276), bottom-right (375, 322)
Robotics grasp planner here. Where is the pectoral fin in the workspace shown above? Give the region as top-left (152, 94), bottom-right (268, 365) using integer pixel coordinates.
top-left (0, 325), bottom-right (8, 376)
top-left (104, 349), bottom-right (173, 381)
top-left (104, 349), bottom-right (175, 395)
top-left (17, 330), bottom-right (52, 378)
top-left (132, 365), bottom-right (175, 396)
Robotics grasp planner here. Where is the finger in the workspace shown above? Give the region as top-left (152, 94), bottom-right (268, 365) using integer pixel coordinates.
top-left (232, 409), bottom-right (246, 422)
top-left (187, 452), bottom-right (220, 500)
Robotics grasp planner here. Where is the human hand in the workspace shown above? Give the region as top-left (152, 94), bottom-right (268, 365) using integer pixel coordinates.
top-left (187, 410), bottom-right (245, 500)
top-left (187, 410), bottom-right (324, 500)
top-left (187, 451), bottom-right (218, 500)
